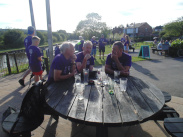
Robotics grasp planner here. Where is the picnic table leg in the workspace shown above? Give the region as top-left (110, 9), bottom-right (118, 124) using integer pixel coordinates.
top-left (96, 125), bottom-right (108, 137)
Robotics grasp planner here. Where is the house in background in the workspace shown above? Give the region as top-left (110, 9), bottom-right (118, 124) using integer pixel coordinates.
top-left (123, 22), bottom-right (153, 38)
top-left (152, 25), bottom-right (163, 37)
top-left (154, 25), bottom-right (163, 32)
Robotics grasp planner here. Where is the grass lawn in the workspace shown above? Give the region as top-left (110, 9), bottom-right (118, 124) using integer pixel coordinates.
top-left (94, 45), bottom-right (147, 67)
top-left (132, 41), bottom-right (154, 49)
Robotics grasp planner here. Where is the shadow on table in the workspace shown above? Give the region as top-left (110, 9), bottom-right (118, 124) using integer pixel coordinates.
top-left (132, 62), bottom-right (159, 80)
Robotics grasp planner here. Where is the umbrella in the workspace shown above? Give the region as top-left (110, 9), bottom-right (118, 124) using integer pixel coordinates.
top-left (153, 37), bottom-right (158, 39)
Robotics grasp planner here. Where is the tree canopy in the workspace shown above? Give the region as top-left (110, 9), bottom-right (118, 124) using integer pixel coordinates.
top-left (163, 16), bottom-right (183, 38)
top-left (75, 12), bottom-right (109, 39)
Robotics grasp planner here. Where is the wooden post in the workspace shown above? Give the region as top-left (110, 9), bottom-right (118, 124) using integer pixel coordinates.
top-left (6, 53), bottom-right (11, 75)
top-left (13, 53), bottom-right (19, 73)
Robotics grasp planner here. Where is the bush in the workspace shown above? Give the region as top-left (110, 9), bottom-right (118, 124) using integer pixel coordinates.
top-left (37, 31), bottom-right (46, 45)
top-left (171, 39), bottom-right (183, 49)
top-left (3, 29), bottom-right (26, 48)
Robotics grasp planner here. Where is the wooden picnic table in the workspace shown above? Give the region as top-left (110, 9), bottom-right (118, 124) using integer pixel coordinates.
top-left (45, 73), bottom-right (165, 137)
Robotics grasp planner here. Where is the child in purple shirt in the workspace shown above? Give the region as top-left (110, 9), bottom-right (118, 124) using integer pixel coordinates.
top-left (105, 41), bottom-right (131, 76)
top-left (76, 41), bottom-right (94, 72)
top-left (28, 36), bottom-right (43, 83)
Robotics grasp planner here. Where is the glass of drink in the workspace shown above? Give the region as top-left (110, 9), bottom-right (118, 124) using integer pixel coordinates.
top-left (83, 68), bottom-right (89, 85)
top-left (120, 77), bottom-right (128, 92)
top-left (114, 70), bottom-right (120, 82)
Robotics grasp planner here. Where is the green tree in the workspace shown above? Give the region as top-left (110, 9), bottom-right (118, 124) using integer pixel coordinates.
top-left (52, 32), bottom-right (61, 42)
top-left (75, 12), bottom-right (109, 40)
top-left (37, 31), bottom-right (46, 45)
top-left (3, 29), bottom-right (25, 48)
top-left (164, 16), bottom-right (183, 38)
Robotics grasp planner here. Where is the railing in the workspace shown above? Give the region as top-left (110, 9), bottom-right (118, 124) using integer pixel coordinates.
top-left (0, 52), bottom-right (29, 77)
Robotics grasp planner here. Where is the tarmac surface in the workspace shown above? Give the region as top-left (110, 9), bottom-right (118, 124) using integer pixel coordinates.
top-left (0, 49), bottom-right (183, 137)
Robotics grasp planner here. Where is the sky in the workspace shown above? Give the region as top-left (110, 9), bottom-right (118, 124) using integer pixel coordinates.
top-left (0, 0), bottom-right (183, 33)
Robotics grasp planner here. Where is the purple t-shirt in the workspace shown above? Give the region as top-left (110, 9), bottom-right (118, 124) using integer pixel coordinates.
top-left (105, 53), bottom-right (131, 70)
top-left (99, 38), bottom-right (108, 47)
top-left (75, 52), bottom-right (94, 69)
top-left (24, 35), bottom-right (32, 60)
top-left (48, 54), bottom-right (72, 83)
top-left (124, 41), bottom-right (129, 47)
top-left (28, 45), bottom-right (42, 72)
top-left (121, 38), bottom-right (125, 43)
top-left (91, 39), bottom-right (98, 49)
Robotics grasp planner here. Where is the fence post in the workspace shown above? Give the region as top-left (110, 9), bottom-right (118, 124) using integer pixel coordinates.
top-left (6, 53), bottom-right (11, 75)
top-left (13, 53), bottom-right (19, 73)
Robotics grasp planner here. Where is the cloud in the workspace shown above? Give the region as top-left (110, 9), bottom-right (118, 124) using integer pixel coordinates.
top-left (119, 11), bottom-right (133, 16)
top-left (0, 3), bottom-right (7, 6)
top-left (177, 2), bottom-right (183, 6)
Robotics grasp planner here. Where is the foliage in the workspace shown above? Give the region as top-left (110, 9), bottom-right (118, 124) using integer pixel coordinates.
top-left (3, 29), bottom-right (26, 49)
top-left (163, 16), bottom-right (183, 38)
top-left (75, 12), bottom-right (110, 40)
top-left (171, 39), bottom-right (183, 49)
top-left (37, 31), bottom-right (46, 45)
top-left (52, 32), bottom-right (61, 42)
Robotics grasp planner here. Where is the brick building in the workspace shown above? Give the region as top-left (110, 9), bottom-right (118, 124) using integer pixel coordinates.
top-left (123, 22), bottom-right (153, 37)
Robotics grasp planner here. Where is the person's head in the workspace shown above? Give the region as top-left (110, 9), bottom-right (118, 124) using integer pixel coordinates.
top-left (92, 36), bottom-right (95, 40)
top-left (112, 41), bottom-right (124, 57)
top-left (28, 26), bottom-right (35, 36)
top-left (125, 35), bottom-right (130, 41)
top-left (101, 34), bottom-right (104, 38)
top-left (82, 41), bottom-right (93, 55)
top-left (79, 36), bottom-right (83, 40)
top-left (60, 42), bottom-right (74, 57)
top-left (32, 36), bottom-right (40, 46)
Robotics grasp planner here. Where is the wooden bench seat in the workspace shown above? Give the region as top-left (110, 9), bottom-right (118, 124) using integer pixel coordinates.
top-left (164, 118), bottom-right (183, 137)
top-left (129, 45), bottom-right (135, 52)
top-left (2, 112), bottom-right (43, 136)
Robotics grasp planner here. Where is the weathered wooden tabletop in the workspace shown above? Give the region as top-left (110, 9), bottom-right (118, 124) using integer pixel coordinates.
top-left (45, 75), bottom-right (165, 126)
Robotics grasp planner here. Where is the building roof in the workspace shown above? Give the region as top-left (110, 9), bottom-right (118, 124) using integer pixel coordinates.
top-left (125, 22), bottom-right (147, 28)
top-left (154, 25), bottom-right (163, 29)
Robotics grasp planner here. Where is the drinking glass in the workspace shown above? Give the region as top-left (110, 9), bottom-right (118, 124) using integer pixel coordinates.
top-left (120, 78), bottom-right (128, 92)
top-left (114, 70), bottom-right (120, 82)
top-left (83, 69), bottom-right (89, 85)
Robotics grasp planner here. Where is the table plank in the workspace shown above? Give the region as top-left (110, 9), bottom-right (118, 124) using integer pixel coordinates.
top-left (114, 85), bottom-right (139, 123)
top-left (126, 79), bottom-right (154, 120)
top-left (85, 84), bottom-right (103, 123)
top-left (68, 84), bottom-right (91, 121)
top-left (129, 77), bottom-right (163, 113)
top-left (46, 79), bottom-right (73, 109)
top-left (132, 77), bottom-right (165, 105)
top-left (55, 82), bottom-right (76, 117)
top-left (103, 84), bottom-right (121, 124)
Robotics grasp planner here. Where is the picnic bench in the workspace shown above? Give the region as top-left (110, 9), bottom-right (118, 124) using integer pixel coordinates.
top-left (129, 45), bottom-right (135, 52)
top-left (45, 73), bottom-right (165, 137)
top-left (152, 44), bottom-right (170, 55)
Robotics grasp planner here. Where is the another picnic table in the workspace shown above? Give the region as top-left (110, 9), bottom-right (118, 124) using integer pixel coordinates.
top-left (45, 74), bottom-right (165, 137)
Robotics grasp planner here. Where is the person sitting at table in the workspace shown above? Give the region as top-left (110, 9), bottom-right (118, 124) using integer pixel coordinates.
top-left (47, 42), bottom-right (77, 83)
top-left (105, 41), bottom-right (131, 76)
top-left (75, 41), bottom-right (94, 72)
top-left (157, 40), bottom-right (163, 55)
